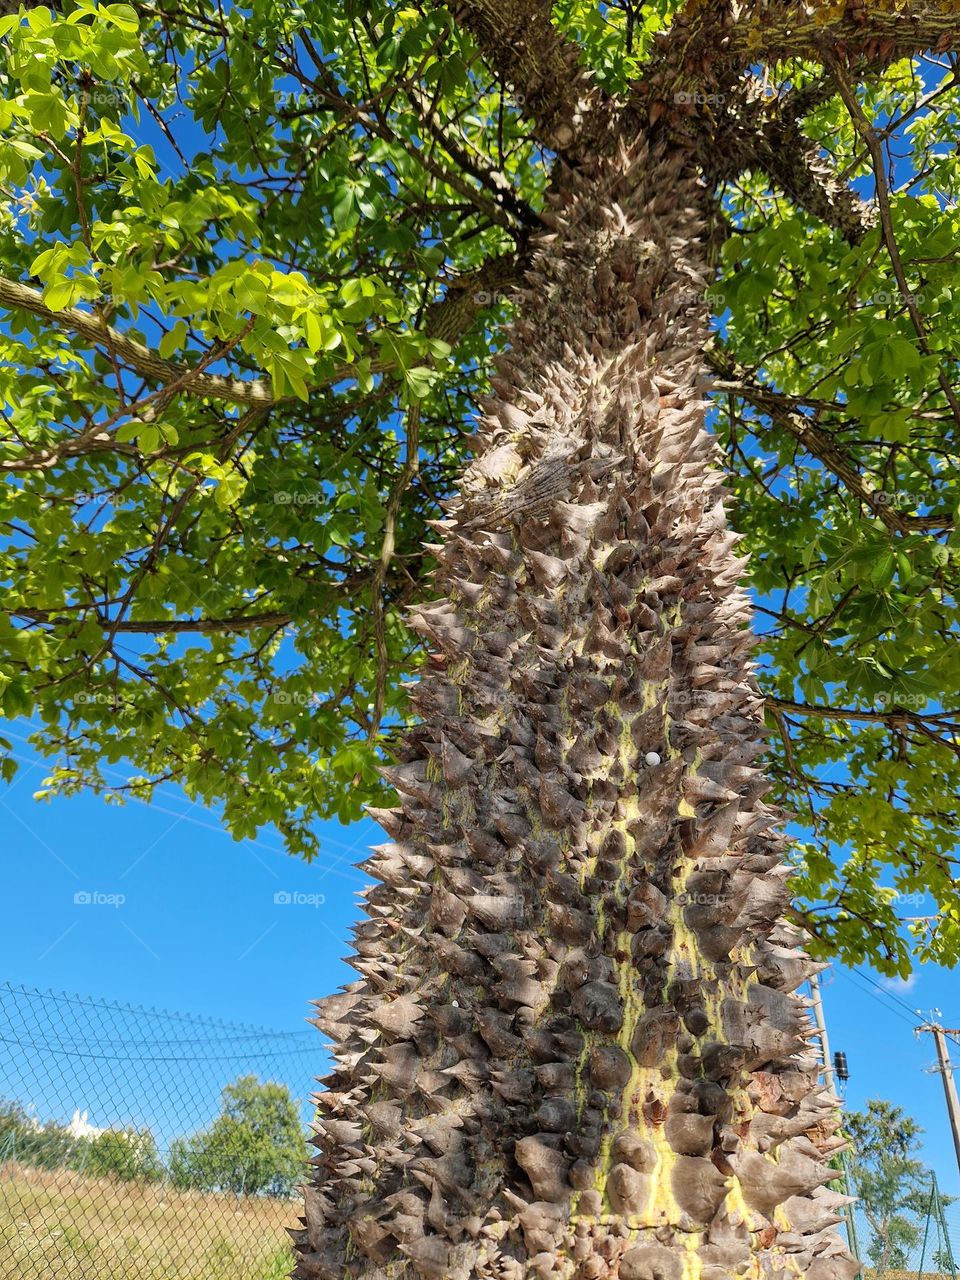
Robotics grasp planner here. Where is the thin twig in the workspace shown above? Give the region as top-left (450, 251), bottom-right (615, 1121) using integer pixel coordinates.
top-left (827, 52), bottom-right (960, 431)
top-left (368, 401), bottom-right (421, 741)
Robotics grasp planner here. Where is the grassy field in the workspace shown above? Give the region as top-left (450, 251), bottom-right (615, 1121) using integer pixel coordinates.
top-left (5, 1166), bottom-right (952, 1280)
top-left (0, 1162), bottom-right (297, 1280)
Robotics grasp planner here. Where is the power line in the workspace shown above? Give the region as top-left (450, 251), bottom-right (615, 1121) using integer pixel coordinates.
top-left (836, 967), bottom-right (921, 1029)
top-left (838, 969), bottom-right (915, 1024)
top-left (839, 967), bottom-right (960, 1053)
top-left (2, 734), bottom-right (369, 888)
top-left (848, 969), bottom-right (960, 1052)
top-left (852, 965), bottom-right (923, 1019)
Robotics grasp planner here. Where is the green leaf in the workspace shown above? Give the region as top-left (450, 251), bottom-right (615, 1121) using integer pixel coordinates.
top-left (158, 320), bottom-right (188, 359)
top-left (102, 3), bottom-right (140, 32)
top-left (332, 189), bottom-right (357, 230)
top-left (42, 278), bottom-right (82, 311)
top-left (2, 681), bottom-right (33, 717)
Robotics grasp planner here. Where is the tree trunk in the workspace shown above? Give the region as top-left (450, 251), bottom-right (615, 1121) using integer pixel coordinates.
top-left (296, 141), bottom-right (858, 1280)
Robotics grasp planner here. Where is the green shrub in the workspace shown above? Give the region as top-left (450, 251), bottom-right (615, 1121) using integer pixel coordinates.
top-left (0, 1098), bottom-right (74, 1170)
top-left (74, 1127), bottom-right (165, 1183)
top-left (169, 1076), bottom-right (306, 1197)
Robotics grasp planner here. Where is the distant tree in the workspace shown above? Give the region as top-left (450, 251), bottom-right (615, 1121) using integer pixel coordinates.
top-left (0, 1097), bottom-right (29, 1151)
top-left (1, 1097), bottom-right (167, 1184)
top-left (74, 1126), bottom-right (165, 1184)
top-left (845, 1099), bottom-right (946, 1276)
top-left (0, 1097), bottom-right (73, 1170)
top-left (933, 1246), bottom-right (960, 1275)
top-left (169, 1075), bottom-right (306, 1198)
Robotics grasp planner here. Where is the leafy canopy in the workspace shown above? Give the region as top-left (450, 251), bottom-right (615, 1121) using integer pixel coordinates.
top-left (169, 1074), bottom-right (307, 1197)
top-left (845, 1098), bottom-right (947, 1272)
top-left (0, 1), bottom-right (958, 973)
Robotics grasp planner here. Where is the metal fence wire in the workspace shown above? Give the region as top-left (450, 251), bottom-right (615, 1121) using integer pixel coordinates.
top-left (7, 980), bottom-right (960, 1280)
top-left (838, 1158), bottom-right (960, 1280)
top-left (0, 982), bottom-right (316, 1280)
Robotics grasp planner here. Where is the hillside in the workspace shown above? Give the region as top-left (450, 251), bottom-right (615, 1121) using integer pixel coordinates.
top-left (0, 1162), bottom-right (297, 1280)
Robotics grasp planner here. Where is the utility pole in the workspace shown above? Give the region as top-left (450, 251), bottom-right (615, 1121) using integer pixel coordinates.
top-left (809, 971), bottom-right (836, 1092)
top-left (810, 971), bottom-right (861, 1272)
top-left (917, 1022), bottom-right (960, 1180)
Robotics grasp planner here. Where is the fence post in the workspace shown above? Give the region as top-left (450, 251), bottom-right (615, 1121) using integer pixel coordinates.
top-left (840, 1150), bottom-right (862, 1274)
top-left (918, 1174), bottom-right (934, 1280)
top-left (932, 1172), bottom-right (958, 1280)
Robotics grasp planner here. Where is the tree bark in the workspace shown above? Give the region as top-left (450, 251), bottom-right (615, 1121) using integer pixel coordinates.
top-left (444, 0), bottom-right (610, 152)
top-left (672, 0), bottom-right (960, 67)
top-left (296, 140), bottom-right (857, 1280)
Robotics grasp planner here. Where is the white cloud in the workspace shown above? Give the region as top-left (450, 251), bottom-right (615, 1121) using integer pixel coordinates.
top-left (882, 974), bottom-right (918, 995)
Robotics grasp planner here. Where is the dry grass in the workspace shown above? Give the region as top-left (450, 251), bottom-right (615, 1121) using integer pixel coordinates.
top-left (0, 1161), bottom-right (298, 1280)
top-left (861, 1270), bottom-right (953, 1278)
top-left (7, 1169), bottom-right (954, 1280)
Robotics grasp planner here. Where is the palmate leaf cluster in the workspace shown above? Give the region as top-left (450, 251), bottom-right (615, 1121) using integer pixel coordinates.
top-left (0, 1), bottom-right (958, 973)
top-left (0, 0), bottom-right (539, 848)
top-left (714, 59), bottom-right (960, 971)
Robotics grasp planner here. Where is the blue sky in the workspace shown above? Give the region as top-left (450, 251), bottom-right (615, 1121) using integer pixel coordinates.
top-left (2, 725), bottom-right (959, 1198)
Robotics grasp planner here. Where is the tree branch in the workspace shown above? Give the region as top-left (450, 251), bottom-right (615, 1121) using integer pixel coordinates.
top-left (739, 108), bottom-right (875, 244)
top-left (0, 254), bottom-right (522, 451)
top-left (826, 50), bottom-right (960, 431)
top-left (0, 274), bottom-right (275, 406)
top-left (9, 606), bottom-right (295, 634)
top-left (707, 347), bottom-right (957, 535)
top-left (671, 1), bottom-right (960, 72)
top-left (368, 400), bottom-right (421, 741)
top-left (441, 0), bottom-right (614, 153)
top-left (772, 697), bottom-right (959, 732)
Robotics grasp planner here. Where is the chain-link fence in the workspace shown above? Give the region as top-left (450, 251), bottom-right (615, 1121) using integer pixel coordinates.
top-left (839, 1160), bottom-right (960, 1280)
top-left (0, 982), bottom-right (317, 1280)
top-left (9, 979), bottom-right (960, 1280)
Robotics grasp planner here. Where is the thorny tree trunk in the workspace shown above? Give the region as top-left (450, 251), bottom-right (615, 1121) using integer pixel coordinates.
top-left (296, 142), bottom-right (858, 1280)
